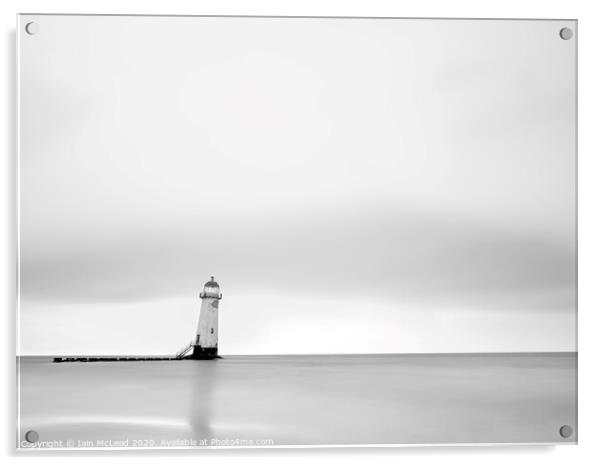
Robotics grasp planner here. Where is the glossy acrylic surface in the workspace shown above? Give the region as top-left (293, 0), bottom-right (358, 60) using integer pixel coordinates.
top-left (18, 15), bottom-right (577, 448)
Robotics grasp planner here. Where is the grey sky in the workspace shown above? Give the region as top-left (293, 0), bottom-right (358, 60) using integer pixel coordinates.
top-left (19, 16), bottom-right (576, 355)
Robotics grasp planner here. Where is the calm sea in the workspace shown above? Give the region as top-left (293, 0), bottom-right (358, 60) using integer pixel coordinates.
top-left (17, 353), bottom-right (577, 448)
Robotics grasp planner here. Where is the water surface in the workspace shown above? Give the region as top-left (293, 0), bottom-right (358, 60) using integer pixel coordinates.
top-left (17, 353), bottom-right (577, 448)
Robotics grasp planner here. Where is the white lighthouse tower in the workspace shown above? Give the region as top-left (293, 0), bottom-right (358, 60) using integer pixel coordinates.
top-left (191, 276), bottom-right (222, 359)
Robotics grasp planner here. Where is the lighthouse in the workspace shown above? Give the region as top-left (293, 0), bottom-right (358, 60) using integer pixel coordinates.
top-left (191, 276), bottom-right (222, 359)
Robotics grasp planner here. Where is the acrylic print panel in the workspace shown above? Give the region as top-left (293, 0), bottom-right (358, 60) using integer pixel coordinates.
top-left (17, 15), bottom-right (577, 449)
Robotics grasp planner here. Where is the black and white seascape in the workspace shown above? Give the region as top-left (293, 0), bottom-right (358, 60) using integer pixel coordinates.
top-left (17, 15), bottom-right (577, 448)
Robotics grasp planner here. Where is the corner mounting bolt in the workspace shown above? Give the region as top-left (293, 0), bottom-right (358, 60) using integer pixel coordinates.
top-left (25, 22), bottom-right (39, 35)
top-left (25, 430), bottom-right (39, 443)
top-left (559, 27), bottom-right (573, 40)
top-left (559, 425), bottom-right (573, 438)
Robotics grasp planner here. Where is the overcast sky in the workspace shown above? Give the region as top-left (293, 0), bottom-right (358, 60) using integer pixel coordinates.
top-left (19, 16), bottom-right (576, 355)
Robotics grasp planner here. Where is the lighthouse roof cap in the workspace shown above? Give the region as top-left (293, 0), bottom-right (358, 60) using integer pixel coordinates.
top-left (204, 276), bottom-right (220, 288)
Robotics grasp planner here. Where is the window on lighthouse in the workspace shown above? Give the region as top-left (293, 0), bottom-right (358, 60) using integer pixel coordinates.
top-left (211, 328), bottom-right (214, 334)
